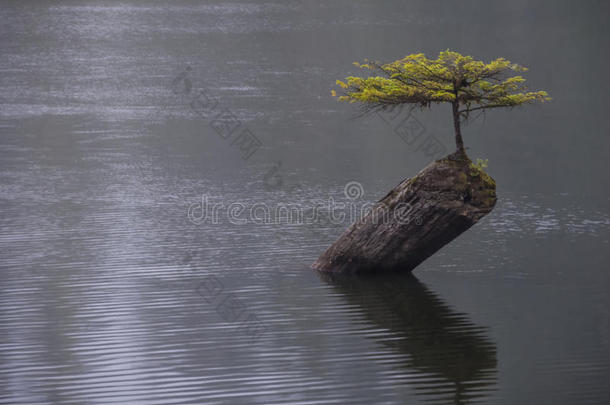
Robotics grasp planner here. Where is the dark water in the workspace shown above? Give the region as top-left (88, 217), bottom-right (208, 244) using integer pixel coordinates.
top-left (1, 1), bottom-right (609, 404)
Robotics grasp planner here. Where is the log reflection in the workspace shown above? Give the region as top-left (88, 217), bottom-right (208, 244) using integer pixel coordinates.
top-left (320, 273), bottom-right (497, 404)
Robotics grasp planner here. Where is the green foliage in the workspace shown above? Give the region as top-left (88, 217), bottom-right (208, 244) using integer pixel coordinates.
top-left (473, 158), bottom-right (488, 171)
top-left (332, 50), bottom-right (551, 118)
top-left (469, 158), bottom-right (495, 189)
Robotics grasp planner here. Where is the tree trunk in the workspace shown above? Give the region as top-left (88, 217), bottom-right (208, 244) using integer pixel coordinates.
top-left (452, 101), bottom-right (465, 155)
top-left (312, 152), bottom-right (496, 274)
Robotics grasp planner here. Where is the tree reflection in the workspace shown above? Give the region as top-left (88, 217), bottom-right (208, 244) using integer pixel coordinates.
top-left (319, 273), bottom-right (497, 404)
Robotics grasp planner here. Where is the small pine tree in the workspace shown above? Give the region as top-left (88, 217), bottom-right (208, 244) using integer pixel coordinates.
top-left (332, 50), bottom-right (551, 157)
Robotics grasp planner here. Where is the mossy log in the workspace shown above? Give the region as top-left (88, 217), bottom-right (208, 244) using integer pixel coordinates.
top-left (312, 153), bottom-right (497, 274)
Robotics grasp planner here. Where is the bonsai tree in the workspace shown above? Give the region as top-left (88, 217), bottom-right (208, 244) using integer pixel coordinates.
top-left (332, 50), bottom-right (550, 157)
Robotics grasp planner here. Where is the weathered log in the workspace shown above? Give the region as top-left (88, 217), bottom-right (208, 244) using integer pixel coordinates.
top-left (312, 153), bottom-right (497, 274)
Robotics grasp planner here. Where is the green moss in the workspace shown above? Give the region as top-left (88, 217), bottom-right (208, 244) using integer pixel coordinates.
top-left (479, 170), bottom-right (496, 189)
top-left (483, 188), bottom-right (496, 204)
top-left (468, 163), bottom-right (495, 189)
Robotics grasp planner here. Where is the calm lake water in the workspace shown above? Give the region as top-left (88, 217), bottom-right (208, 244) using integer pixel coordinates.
top-left (1, 1), bottom-right (609, 404)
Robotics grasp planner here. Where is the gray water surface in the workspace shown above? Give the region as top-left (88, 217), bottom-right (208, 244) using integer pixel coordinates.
top-left (1, 1), bottom-right (609, 404)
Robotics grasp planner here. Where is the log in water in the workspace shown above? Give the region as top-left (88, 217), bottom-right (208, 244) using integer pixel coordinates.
top-left (312, 153), bottom-right (497, 274)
